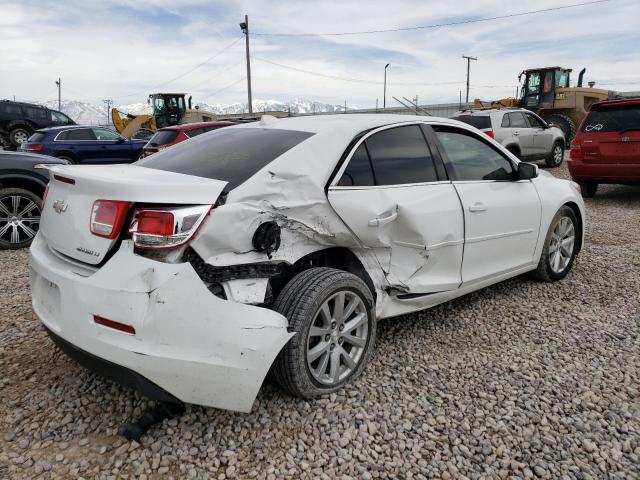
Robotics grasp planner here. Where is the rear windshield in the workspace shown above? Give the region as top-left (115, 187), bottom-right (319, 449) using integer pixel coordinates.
top-left (452, 115), bottom-right (491, 130)
top-left (28, 132), bottom-right (47, 142)
top-left (147, 130), bottom-right (179, 146)
top-left (138, 127), bottom-right (314, 190)
top-left (582, 105), bottom-right (640, 132)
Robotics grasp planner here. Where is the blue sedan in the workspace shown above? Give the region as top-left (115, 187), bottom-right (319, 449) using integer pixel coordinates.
top-left (20, 125), bottom-right (147, 164)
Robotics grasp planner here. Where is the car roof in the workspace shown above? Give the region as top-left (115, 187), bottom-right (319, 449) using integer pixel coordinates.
top-left (591, 97), bottom-right (640, 109)
top-left (159, 121), bottom-right (238, 132)
top-left (37, 125), bottom-right (107, 132)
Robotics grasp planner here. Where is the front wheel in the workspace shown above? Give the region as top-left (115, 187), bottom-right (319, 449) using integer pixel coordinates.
top-left (530, 206), bottom-right (578, 282)
top-left (545, 141), bottom-right (564, 167)
top-left (272, 267), bottom-right (376, 399)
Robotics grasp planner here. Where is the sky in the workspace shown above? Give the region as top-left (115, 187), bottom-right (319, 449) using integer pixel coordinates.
top-left (1, 0), bottom-right (639, 108)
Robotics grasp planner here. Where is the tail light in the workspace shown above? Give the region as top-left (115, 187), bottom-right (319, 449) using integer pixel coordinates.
top-left (24, 143), bottom-right (44, 152)
top-left (570, 141), bottom-right (583, 160)
top-left (129, 205), bottom-right (210, 249)
top-left (483, 129), bottom-right (495, 139)
top-left (90, 200), bottom-right (130, 239)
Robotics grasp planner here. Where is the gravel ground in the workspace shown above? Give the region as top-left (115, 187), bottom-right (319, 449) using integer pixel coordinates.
top-left (1, 163), bottom-right (639, 479)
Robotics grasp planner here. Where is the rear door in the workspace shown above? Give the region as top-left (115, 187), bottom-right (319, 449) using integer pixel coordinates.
top-left (56, 128), bottom-right (99, 162)
top-left (580, 104), bottom-right (640, 164)
top-left (431, 125), bottom-right (541, 285)
top-left (328, 124), bottom-right (464, 294)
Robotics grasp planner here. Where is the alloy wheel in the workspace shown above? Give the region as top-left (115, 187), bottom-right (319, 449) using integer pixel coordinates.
top-left (13, 130), bottom-right (29, 144)
top-left (548, 216), bottom-right (575, 274)
top-left (553, 145), bottom-right (563, 165)
top-left (306, 291), bottom-right (369, 385)
top-left (0, 195), bottom-right (41, 245)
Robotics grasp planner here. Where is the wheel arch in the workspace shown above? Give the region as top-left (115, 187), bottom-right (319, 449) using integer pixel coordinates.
top-left (271, 247), bottom-right (377, 303)
top-left (563, 201), bottom-right (584, 253)
top-left (0, 174), bottom-right (47, 198)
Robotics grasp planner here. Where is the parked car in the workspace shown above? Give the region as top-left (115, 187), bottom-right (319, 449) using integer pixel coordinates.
top-left (451, 108), bottom-right (566, 167)
top-left (30, 114), bottom-right (585, 412)
top-left (0, 151), bottom-right (68, 249)
top-left (568, 98), bottom-right (640, 197)
top-left (0, 100), bottom-right (75, 149)
top-left (141, 121), bottom-right (238, 157)
top-left (20, 126), bottom-right (147, 164)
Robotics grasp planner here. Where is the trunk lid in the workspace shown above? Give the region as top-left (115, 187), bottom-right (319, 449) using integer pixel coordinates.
top-left (41, 164), bottom-right (227, 265)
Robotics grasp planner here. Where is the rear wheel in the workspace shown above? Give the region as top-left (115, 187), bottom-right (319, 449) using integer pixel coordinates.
top-left (55, 155), bottom-right (75, 164)
top-left (543, 114), bottom-right (576, 142)
top-left (579, 181), bottom-right (598, 198)
top-left (272, 267), bottom-right (376, 399)
top-left (9, 127), bottom-right (31, 148)
top-left (530, 206), bottom-right (578, 282)
top-left (545, 141), bottom-right (564, 167)
top-left (0, 188), bottom-right (42, 250)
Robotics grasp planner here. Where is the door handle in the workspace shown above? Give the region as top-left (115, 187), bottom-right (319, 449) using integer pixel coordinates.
top-left (513, 132), bottom-right (519, 136)
top-left (368, 210), bottom-right (398, 227)
top-left (468, 202), bottom-right (487, 212)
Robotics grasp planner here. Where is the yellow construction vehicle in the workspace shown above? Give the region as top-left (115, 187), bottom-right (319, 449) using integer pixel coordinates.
top-left (474, 67), bottom-right (611, 140)
top-left (111, 93), bottom-right (217, 138)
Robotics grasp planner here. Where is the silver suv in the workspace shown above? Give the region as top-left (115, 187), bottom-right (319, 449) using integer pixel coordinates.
top-left (451, 108), bottom-right (566, 167)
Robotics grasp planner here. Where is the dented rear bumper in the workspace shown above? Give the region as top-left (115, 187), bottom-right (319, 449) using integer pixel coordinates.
top-left (29, 235), bottom-right (293, 412)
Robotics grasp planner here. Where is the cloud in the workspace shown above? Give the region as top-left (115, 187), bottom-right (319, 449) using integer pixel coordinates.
top-left (0, 0), bottom-right (638, 107)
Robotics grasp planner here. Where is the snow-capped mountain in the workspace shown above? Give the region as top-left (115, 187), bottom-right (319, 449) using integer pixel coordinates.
top-left (37, 98), bottom-right (353, 125)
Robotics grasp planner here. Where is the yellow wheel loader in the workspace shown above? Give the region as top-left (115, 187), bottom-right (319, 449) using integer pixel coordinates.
top-left (474, 67), bottom-right (611, 141)
top-left (112, 93), bottom-right (217, 139)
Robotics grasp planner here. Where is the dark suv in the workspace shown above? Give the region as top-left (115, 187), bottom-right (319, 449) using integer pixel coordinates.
top-left (0, 100), bottom-right (75, 149)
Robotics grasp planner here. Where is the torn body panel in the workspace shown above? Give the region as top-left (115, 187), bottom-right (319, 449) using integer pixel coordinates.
top-left (30, 236), bottom-right (293, 412)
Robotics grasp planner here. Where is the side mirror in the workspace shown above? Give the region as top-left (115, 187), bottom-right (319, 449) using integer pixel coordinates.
top-left (116, 137), bottom-right (126, 144)
top-left (546, 122), bottom-right (555, 128)
top-left (518, 162), bottom-right (538, 180)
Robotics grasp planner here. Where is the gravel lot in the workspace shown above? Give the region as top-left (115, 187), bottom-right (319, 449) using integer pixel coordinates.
top-left (1, 163), bottom-right (639, 479)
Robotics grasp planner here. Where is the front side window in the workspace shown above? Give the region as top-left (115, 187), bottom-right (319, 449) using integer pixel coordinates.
top-left (508, 112), bottom-right (528, 128)
top-left (64, 128), bottom-right (96, 141)
top-left (92, 128), bottom-right (122, 141)
top-left (525, 113), bottom-right (545, 128)
top-left (434, 127), bottom-right (515, 181)
top-left (51, 111), bottom-right (71, 124)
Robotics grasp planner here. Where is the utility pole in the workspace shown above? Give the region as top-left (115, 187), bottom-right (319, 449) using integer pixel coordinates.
top-left (240, 15), bottom-right (253, 114)
top-left (103, 99), bottom-right (113, 125)
top-left (383, 63), bottom-right (390, 109)
top-left (462, 55), bottom-right (477, 104)
top-left (55, 78), bottom-right (61, 110)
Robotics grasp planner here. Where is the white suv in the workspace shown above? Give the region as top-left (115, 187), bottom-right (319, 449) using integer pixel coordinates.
top-left (452, 108), bottom-right (566, 167)
top-left (30, 114), bottom-right (584, 412)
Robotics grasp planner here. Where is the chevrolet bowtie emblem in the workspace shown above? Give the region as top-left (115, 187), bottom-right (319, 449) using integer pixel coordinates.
top-left (52, 200), bottom-right (68, 214)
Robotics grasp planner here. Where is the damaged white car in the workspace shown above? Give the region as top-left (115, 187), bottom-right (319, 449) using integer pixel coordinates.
top-left (30, 114), bottom-right (585, 412)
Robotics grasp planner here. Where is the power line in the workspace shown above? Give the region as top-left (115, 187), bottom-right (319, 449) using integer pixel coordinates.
top-left (253, 0), bottom-right (612, 36)
top-left (200, 76), bottom-right (247, 103)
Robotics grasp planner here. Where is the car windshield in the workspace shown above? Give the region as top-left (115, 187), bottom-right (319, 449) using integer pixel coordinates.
top-left (582, 105), bottom-right (640, 132)
top-left (147, 130), bottom-right (179, 146)
top-left (138, 127), bottom-right (315, 190)
top-left (452, 115), bottom-right (491, 130)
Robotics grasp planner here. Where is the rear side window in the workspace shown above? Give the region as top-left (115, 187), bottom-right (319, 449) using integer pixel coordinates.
top-left (434, 127), bottom-right (514, 181)
top-left (60, 128), bottom-right (96, 140)
top-left (339, 143), bottom-right (375, 187)
top-left (185, 128), bottom-right (204, 138)
top-left (507, 112), bottom-right (528, 128)
top-left (138, 128), bottom-right (314, 190)
top-left (363, 125), bottom-right (438, 185)
top-left (147, 130), bottom-right (179, 146)
top-left (453, 115), bottom-right (491, 130)
top-left (28, 132), bottom-right (47, 142)
top-left (582, 105), bottom-right (640, 132)
top-left (24, 107), bottom-right (47, 120)
top-left (0, 102), bottom-right (21, 114)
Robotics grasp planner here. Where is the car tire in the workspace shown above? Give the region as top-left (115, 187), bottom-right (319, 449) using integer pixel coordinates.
top-left (529, 206), bottom-right (578, 282)
top-left (55, 155), bottom-right (75, 164)
top-left (579, 181), bottom-right (598, 198)
top-left (272, 267), bottom-right (376, 399)
top-left (0, 187), bottom-right (42, 250)
top-left (9, 127), bottom-right (32, 148)
top-left (506, 146), bottom-right (520, 159)
top-left (543, 114), bottom-right (576, 142)
top-left (545, 141), bottom-right (564, 168)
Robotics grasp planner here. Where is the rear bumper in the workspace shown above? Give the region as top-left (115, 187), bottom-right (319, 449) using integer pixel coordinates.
top-left (568, 158), bottom-right (640, 181)
top-left (29, 235), bottom-right (293, 412)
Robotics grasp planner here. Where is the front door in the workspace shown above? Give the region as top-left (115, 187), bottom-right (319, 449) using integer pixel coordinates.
top-left (505, 112), bottom-right (536, 157)
top-left (328, 124), bottom-right (464, 294)
top-left (92, 128), bottom-right (130, 163)
top-left (430, 125), bottom-right (541, 285)
top-left (524, 112), bottom-right (554, 156)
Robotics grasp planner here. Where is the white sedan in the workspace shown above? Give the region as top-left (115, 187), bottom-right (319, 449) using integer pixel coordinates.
top-left (30, 114), bottom-right (585, 412)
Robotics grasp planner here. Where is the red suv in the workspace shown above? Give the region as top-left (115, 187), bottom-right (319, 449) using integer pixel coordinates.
top-left (141, 121), bottom-right (237, 157)
top-left (569, 98), bottom-right (640, 197)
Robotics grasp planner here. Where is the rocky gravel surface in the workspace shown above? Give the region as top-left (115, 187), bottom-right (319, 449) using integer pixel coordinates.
top-left (1, 163), bottom-right (639, 479)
